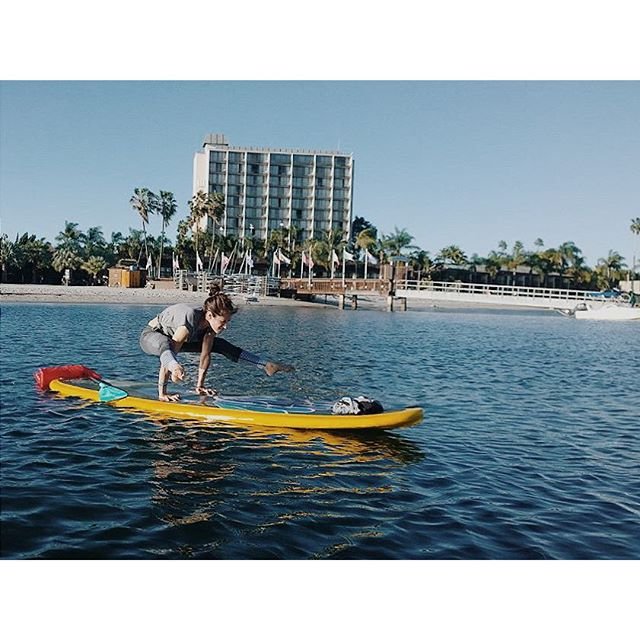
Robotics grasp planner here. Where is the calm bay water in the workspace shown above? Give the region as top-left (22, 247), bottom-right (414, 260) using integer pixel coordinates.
top-left (1, 301), bottom-right (639, 559)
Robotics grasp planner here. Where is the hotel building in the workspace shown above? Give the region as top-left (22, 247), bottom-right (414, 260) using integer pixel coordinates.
top-left (193, 133), bottom-right (354, 243)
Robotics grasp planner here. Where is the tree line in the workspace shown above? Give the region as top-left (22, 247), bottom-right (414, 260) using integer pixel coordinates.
top-left (2, 185), bottom-right (639, 291)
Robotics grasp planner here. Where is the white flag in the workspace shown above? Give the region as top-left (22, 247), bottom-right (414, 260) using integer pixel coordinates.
top-left (145, 255), bottom-right (152, 270)
top-left (365, 249), bottom-right (378, 265)
top-left (173, 253), bottom-right (180, 271)
top-left (332, 250), bottom-right (340, 266)
top-left (246, 251), bottom-right (254, 268)
top-left (196, 251), bottom-right (203, 271)
top-left (278, 248), bottom-right (291, 265)
top-left (221, 252), bottom-right (230, 273)
top-left (343, 249), bottom-right (355, 261)
top-left (272, 251), bottom-right (281, 266)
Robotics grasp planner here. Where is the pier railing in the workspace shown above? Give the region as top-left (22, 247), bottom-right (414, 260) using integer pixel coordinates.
top-left (174, 270), bottom-right (279, 296)
top-left (280, 277), bottom-right (391, 295)
top-left (175, 271), bottom-right (604, 311)
top-left (395, 280), bottom-right (600, 309)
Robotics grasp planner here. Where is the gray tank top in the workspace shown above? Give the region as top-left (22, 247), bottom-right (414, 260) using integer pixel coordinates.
top-left (151, 304), bottom-right (205, 342)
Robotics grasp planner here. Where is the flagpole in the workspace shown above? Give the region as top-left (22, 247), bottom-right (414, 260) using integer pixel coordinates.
top-left (364, 250), bottom-right (368, 281)
top-left (342, 249), bottom-right (346, 287)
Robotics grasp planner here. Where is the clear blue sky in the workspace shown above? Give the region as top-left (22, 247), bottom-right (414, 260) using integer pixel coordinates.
top-left (1, 81), bottom-right (639, 267)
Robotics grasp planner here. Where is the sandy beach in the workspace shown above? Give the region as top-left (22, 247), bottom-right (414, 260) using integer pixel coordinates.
top-left (0, 283), bottom-right (333, 307)
top-left (0, 283), bottom-right (544, 312)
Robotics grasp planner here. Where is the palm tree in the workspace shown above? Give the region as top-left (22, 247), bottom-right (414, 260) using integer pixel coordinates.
top-left (484, 252), bottom-right (503, 283)
top-left (107, 231), bottom-right (125, 265)
top-left (436, 245), bottom-right (468, 266)
top-left (355, 228), bottom-right (377, 254)
top-left (121, 229), bottom-right (145, 261)
top-left (313, 228), bottom-right (347, 274)
top-left (84, 226), bottom-right (107, 259)
top-left (130, 188), bottom-right (159, 264)
top-left (631, 217), bottom-right (640, 278)
top-left (542, 248), bottom-right (565, 286)
top-left (188, 190), bottom-right (221, 269)
top-left (55, 221), bottom-right (85, 249)
top-left (597, 250), bottom-right (626, 289)
top-left (382, 227), bottom-right (416, 256)
top-left (1, 234), bottom-right (13, 283)
top-left (54, 222), bottom-right (85, 283)
top-left (503, 240), bottom-right (526, 286)
top-left (408, 249), bottom-right (432, 281)
top-left (496, 240), bottom-right (508, 259)
top-left (157, 190), bottom-right (177, 277)
top-left (52, 245), bottom-right (83, 281)
top-left (82, 255), bottom-right (108, 285)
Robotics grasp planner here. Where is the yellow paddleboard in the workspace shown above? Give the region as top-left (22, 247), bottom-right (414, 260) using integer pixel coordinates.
top-left (49, 378), bottom-right (424, 431)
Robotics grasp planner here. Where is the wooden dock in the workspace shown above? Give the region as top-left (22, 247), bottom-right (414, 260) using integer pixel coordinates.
top-left (281, 277), bottom-right (601, 311)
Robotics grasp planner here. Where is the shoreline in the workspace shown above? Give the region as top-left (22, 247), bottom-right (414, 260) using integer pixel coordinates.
top-left (0, 283), bottom-right (552, 314)
top-left (0, 283), bottom-right (325, 308)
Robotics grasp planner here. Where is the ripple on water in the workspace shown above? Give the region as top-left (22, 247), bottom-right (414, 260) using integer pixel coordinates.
top-left (1, 304), bottom-right (639, 559)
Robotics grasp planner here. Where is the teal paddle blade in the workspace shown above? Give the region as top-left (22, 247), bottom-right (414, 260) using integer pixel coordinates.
top-left (98, 382), bottom-right (128, 402)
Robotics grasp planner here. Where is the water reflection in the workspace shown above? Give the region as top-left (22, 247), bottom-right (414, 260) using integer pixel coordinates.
top-left (137, 414), bottom-right (425, 553)
top-left (143, 414), bottom-right (425, 464)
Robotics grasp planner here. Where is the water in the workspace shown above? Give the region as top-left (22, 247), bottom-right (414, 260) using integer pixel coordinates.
top-left (1, 302), bottom-right (639, 559)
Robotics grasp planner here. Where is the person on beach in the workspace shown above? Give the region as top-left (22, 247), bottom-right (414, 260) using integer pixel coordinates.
top-left (140, 285), bottom-right (294, 401)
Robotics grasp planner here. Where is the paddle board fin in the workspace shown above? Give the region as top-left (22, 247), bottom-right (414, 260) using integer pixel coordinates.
top-left (98, 382), bottom-right (128, 402)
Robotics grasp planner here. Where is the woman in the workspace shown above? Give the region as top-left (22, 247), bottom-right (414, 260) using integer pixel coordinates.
top-left (140, 285), bottom-right (294, 401)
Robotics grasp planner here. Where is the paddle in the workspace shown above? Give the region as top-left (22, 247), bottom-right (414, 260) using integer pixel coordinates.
top-left (97, 381), bottom-right (129, 402)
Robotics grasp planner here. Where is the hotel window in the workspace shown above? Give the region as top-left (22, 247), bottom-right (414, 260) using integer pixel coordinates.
top-left (293, 165), bottom-right (313, 177)
top-left (293, 154), bottom-right (313, 166)
top-left (271, 153), bottom-right (290, 165)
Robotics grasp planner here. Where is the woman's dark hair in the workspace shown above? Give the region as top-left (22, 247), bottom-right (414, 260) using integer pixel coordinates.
top-left (203, 284), bottom-right (237, 316)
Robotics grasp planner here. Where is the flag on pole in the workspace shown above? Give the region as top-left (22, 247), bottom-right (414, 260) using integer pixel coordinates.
top-left (172, 253), bottom-right (179, 271)
top-left (273, 251), bottom-right (281, 266)
top-left (145, 255), bottom-right (152, 271)
top-left (196, 251), bottom-right (203, 271)
top-left (343, 249), bottom-right (355, 261)
top-left (330, 249), bottom-right (340, 279)
top-left (302, 251), bottom-right (314, 269)
top-left (221, 252), bottom-right (230, 274)
top-left (364, 249), bottom-right (378, 280)
top-left (278, 249), bottom-right (291, 265)
top-left (365, 249), bottom-right (378, 265)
